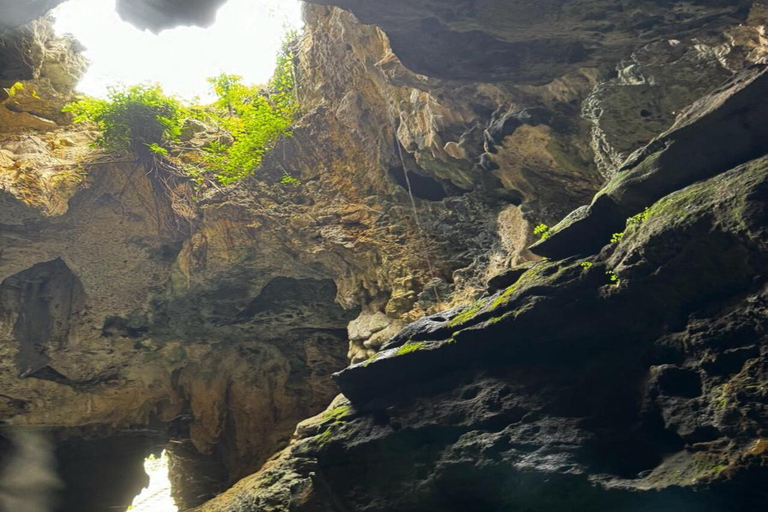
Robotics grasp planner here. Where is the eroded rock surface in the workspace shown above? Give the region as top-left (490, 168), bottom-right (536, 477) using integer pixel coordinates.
top-left (1, 0), bottom-right (767, 511)
top-left (193, 97), bottom-right (768, 512)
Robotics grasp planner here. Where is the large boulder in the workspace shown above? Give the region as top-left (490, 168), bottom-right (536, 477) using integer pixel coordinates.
top-left (531, 65), bottom-right (768, 259)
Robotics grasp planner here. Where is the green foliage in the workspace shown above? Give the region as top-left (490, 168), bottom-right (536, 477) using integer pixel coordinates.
top-left (610, 208), bottom-right (652, 244)
top-left (63, 84), bottom-right (185, 159)
top-left (7, 81), bottom-right (24, 96)
top-left (280, 173), bottom-right (300, 186)
top-left (580, 261), bottom-right (594, 270)
top-left (627, 207), bottom-right (651, 229)
top-left (60, 32), bottom-right (300, 187)
top-left (321, 405), bottom-right (352, 423)
top-left (396, 341), bottom-right (424, 356)
top-left (146, 143), bottom-right (169, 157)
top-left (606, 270), bottom-right (621, 285)
top-left (202, 35), bottom-right (300, 185)
top-left (533, 223), bottom-right (551, 240)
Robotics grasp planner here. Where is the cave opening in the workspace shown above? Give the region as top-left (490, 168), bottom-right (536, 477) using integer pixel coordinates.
top-left (0, 428), bottom-right (173, 512)
top-left (388, 166), bottom-right (466, 202)
top-left (54, 431), bottom-right (169, 512)
top-left (51, 0), bottom-right (303, 101)
top-left (126, 451), bottom-right (177, 512)
top-left (0, 258), bottom-right (86, 382)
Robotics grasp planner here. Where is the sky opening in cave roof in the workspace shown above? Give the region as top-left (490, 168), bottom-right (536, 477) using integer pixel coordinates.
top-left (53, 0), bottom-right (303, 103)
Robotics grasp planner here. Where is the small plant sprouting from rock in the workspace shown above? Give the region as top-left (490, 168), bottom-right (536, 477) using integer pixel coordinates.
top-left (610, 208), bottom-right (652, 244)
top-left (606, 270), bottom-right (621, 285)
top-left (534, 223), bottom-right (552, 240)
top-left (628, 207), bottom-right (652, 229)
top-left (280, 173), bottom-right (300, 186)
top-left (7, 81), bottom-right (25, 96)
top-left (580, 261), bottom-right (594, 270)
top-left (5, 81), bottom-right (39, 98)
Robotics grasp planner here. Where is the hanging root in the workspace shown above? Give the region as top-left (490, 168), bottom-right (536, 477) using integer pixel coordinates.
top-left (144, 155), bottom-right (201, 237)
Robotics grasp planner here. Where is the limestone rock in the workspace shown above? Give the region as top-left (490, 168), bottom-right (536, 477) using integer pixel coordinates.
top-left (532, 65), bottom-right (768, 259)
top-left (0, 16), bottom-right (87, 131)
top-left (0, 1), bottom-right (767, 510)
top-left (201, 152), bottom-right (768, 511)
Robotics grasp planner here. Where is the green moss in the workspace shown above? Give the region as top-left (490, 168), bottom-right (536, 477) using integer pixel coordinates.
top-left (314, 428), bottom-right (334, 447)
top-left (322, 405), bottom-right (352, 424)
top-left (689, 453), bottom-right (730, 481)
top-left (644, 176), bottom-right (719, 224)
top-left (396, 341), bottom-right (424, 356)
top-left (449, 301), bottom-right (487, 327)
top-left (447, 261), bottom-right (573, 332)
top-left (599, 150), bottom-right (663, 197)
top-left (714, 384), bottom-right (730, 410)
top-left (362, 352), bottom-right (383, 367)
top-left (484, 311), bottom-right (514, 327)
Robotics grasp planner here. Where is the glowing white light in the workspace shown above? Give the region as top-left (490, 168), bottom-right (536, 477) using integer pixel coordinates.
top-left (52, 0), bottom-right (303, 102)
top-left (126, 450), bottom-right (177, 512)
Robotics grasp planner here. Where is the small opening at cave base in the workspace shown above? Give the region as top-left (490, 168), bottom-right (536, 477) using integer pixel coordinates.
top-left (126, 450), bottom-right (177, 512)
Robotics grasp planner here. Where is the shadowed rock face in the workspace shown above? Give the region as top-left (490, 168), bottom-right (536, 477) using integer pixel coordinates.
top-left (192, 73), bottom-right (768, 512)
top-left (294, 0), bottom-right (757, 83)
top-left (115, 0), bottom-right (228, 32)
top-left (1, 0), bottom-right (767, 511)
top-left (0, 0), bottom-right (61, 30)
top-left (0, 258), bottom-right (85, 381)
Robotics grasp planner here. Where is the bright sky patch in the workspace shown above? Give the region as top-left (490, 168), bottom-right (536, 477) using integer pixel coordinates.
top-left (53, 0), bottom-right (303, 102)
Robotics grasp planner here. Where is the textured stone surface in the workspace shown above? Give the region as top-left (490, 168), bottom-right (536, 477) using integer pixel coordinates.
top-left (532, 64), bottom-right (768, 259)
top-left (306, 0), bottom-right (754, 82)
top-left (194, 152), bottom-right (768, 512)
top-left (0, 16), bottom-right (87, 131)
top-left (1, 0), bottom-right (767, 510)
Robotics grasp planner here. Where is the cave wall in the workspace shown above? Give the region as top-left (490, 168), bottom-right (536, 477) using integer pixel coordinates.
top-left (0, 0), bottom-right (767, 511)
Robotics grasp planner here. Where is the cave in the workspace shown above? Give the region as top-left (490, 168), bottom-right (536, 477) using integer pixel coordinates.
top-left (388, 166), bottom-right (465, 202)
top-left (0, 258), bottom-right (85, 381)
top-left (1, 0), bottom-right (767, 511)
top-left (0, 428), bottom-right (170, 512)
top-left (54, 432), bottom-right (168, 512)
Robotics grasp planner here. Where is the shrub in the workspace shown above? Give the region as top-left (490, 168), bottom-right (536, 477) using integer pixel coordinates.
top-left (61, 32), bottom-right (300, 186)
top-left (202, 35), bottom-right (300, 185)
top-left (64, 84), bottom-right (185, 160)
